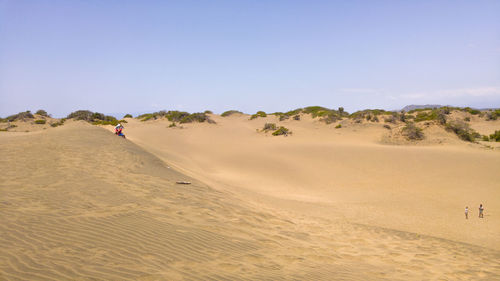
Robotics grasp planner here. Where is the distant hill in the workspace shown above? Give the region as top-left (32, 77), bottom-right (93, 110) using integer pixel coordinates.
top-left (401, 104), bottom-right (444, 112)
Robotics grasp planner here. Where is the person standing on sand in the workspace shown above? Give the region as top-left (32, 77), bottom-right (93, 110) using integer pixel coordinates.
top-left (479, 204), bottom-right (484, 218)
top-left (465, 206), bottom-right (468, 219)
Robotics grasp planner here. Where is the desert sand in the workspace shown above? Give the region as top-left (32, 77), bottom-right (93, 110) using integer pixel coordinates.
top-left (1, 114), bottom-right (500, 280)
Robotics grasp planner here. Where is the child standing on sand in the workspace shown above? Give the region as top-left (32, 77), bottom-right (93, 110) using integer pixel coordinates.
top-left (479, 204), bottom-right (484, 218)
top-left (465, 206), bottom-right (468, 219)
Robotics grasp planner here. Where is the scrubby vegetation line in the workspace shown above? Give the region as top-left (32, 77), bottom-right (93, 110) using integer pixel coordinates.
top-left (137, 110), bottom-right (215, 124)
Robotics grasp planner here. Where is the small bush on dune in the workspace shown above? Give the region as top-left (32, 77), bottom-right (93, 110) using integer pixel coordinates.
top-left (169, 122), bottom-right (177, 128)
top-left (335, 124), bottom-right (342, 129)
top-left (445, 120), bottom-right (480, 142)
top-left (490, 130), bottom-right (500, 142)
top-left (485, 109), bottom-right (500, 121)
top-left (6, 111), bottom-right (34, 122)
top-left (250, 111), bottom-right (267, 120)
top-left (35, 110), bottom-right (49, 117)
top-left (262, 123), bottom-right (277, 131)
top-left (272, 126), bottom-right (291, 136)
top-left (279, 114), bottom-right (290, 121)
top-left (482, 135), bottom-right (489, 141)
top-left (464, 117), bottom-right (471, 122)
top-left (383, 124), bottom-right (391, 130)
top-left (123, 114), bottom-right (133, 118)
top-left (50, 119), bottom-right (66, 127)
top-left (293, 115), bottom-right (300, 121)
top-left (138, 110), bottom-right (215, 124)
top-left (402, 122), bottom-right (424, 140)
top-left (463, 107), bottom-right (480, 115)
top-left (322, 112), bottom-right (341, 124)
top-left (35, 119), bottom-right (46, 124)
top-left (68, 110), bottom-right (118, 125)
top-left (204, 110), bottom-right (213, 114)
top-left (221, 110), bottom-right (242, 117)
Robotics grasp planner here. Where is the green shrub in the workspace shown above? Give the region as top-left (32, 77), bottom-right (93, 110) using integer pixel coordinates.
top-left (35, 110), bottom-right (49, 117)
top-left (402, 122), bottom-right (424, 140)
top-left (335, 124), bottom-right (342, 129)
top-left (221, 110), bottom-right (242, 117)
top-left (384, 115), bottom-right (397, 123)
top-left (169, 122), bottom-right (177, 128)
top-left (279, 114), bottom-right (290, 121)
top-left (138, 110), bottom-right (215, 124)
top-left (0, 128), bottom-right (7, 131)
top-left (118, 119), bottom-right (128, 124)
top-left (6, 111), bottom-right (34, 122)
top-left (485, 109), bottom-right (500, 121)
top-left (464, 117), bottom-right (471, 122)
top-left (204, 110), bottom-right (213, 114)
top-left (250, 111), bottom-right (267, 120)
top-left (263, 123), bottom-right (277, 131)
top-left (123, 114), bottom-right (133, 118)
top-left (463, 107), bottom-right (480, 115)
top-left (482, 135), bottom-right (490, 141)
top-left (445, 121), bottom-right (479, 142)
top-left (490, 130), bottom-right (500, 142)
top-left (321, 112), bottom-right (341, 124)
top-left (399, 112), bottom-right (407, 122)
top-left (272, 126), bottom-right (291, 136)
top-left (50, 119), bottom-right (66, 127)
top-left (35, 119), bottom-right (46, 124)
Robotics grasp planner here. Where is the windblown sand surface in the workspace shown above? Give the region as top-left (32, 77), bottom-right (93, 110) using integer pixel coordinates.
top-left (1, 117), bottom-right (500, 280)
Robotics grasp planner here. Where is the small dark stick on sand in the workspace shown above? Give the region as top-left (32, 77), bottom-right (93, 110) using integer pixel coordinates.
top-left (176, 181), bottom-right (191, 185)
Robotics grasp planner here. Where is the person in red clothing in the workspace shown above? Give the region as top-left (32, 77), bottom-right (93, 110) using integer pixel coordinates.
top-left (115, 123), bottom-right (125, 138)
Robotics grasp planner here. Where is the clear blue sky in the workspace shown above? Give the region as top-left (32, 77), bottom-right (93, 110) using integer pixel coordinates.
top-left (1, 0), bottom-right (499, 117)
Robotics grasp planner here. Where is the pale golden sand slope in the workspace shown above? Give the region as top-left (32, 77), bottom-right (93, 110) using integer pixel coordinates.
top-left (122, 115), bottom-right (500, 249)
top-left (1, 120), bottom-right (500, 280)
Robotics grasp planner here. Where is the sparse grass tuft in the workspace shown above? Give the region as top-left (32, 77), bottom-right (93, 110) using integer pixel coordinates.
top-left (34, 119), bottom-right (46, 124)
top-left (335, 124), bottom-right (342, 129)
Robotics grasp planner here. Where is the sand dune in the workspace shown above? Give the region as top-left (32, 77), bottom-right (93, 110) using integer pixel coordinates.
top-left (121, 115), bottom-right (500, 249)
top-left (1, 119), bottom-right (500, 280)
